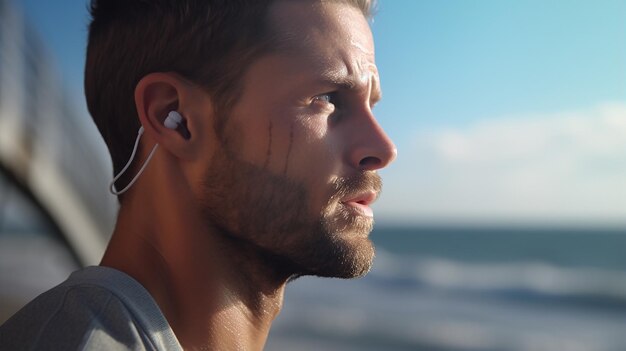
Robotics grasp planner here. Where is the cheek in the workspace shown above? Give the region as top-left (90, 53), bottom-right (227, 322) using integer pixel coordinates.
top-left (285, 115), bottom-right (332, 172)
top-left (246, 110), bottom-right (336, 174)
top-left (287, 118), bottom-right (344, 209)
top-left (231, 108), bottom-right (343, 210)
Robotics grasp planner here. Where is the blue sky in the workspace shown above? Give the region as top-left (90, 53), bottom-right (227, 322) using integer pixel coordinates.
top-left (14, 0), bottom-right (626, 227)
top-left (373, 0), bottom-right (626, 134)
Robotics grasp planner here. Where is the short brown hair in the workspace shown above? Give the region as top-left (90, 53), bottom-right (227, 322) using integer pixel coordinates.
top-left (85, 0), bottom-right (374, 200)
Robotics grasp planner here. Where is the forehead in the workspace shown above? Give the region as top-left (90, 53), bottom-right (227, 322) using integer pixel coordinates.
top-left (266, 0), bottom-right (376, 75)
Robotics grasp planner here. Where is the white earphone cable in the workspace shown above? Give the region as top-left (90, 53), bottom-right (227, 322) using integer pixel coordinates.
top-left (109, 127), bottom-right (159, 195)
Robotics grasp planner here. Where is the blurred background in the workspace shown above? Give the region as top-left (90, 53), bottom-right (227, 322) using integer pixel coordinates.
top-left (1, 0), bottom-right (625, 350)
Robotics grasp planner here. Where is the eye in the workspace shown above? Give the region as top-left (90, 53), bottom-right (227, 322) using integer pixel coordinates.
top-left (313, 92), bottom-right (339, 107)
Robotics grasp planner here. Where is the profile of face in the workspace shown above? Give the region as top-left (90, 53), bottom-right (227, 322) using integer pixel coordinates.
top-left (199, 0), bottom-right (397, 279)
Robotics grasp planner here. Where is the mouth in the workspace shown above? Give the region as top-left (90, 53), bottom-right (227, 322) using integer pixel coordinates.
top-left (340, 191), bottom-right (378, 218)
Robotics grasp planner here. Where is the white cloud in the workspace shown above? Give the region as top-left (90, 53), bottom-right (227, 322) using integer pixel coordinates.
top-left (376, 102), bottom-right (626, 226)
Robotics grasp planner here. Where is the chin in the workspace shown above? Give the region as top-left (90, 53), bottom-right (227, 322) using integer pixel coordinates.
top-left (289, 212), bottom-right (377, 279)
top-left (319, 239), bottom-right (376, 279)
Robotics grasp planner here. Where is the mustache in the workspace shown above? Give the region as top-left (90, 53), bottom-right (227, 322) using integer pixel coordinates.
top-left (328, 172), bottom-right (383, 202)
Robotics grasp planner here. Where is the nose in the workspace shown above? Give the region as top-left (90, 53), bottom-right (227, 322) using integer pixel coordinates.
top-left (346, 111), bottom-right (397, 171)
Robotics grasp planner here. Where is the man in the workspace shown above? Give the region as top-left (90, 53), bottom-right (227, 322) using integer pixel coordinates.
top-left (0, 0), bottom-right (396, 349)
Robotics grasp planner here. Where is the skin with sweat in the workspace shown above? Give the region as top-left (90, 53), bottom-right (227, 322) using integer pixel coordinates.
top-left (101, 1), bottom-right (397, 350)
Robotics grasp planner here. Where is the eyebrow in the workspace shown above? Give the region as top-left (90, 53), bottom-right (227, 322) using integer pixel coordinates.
top-left (317, 74), bottom-right (357, 90)
top-left (316, 70), bottom-right (383, 104)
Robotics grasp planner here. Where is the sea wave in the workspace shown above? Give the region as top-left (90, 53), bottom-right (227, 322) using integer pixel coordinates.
top-left (270, 250), bottom-right (626, 351)
top-left (370, 249), bottom-right (626, 309)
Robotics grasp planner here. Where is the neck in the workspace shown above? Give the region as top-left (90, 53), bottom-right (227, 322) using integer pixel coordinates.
top-left (101, 159), bottom-right (287, 351)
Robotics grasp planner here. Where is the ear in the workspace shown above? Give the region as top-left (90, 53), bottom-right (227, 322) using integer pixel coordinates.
top-left (135, 72), bottom-right (198, 160)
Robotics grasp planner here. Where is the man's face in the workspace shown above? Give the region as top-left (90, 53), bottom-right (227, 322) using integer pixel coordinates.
top-left (200, 0), bottom-right (396, 279)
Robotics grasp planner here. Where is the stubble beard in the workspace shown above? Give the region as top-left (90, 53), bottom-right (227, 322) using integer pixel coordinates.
top-left (199, 140), bottom-right (382, 280)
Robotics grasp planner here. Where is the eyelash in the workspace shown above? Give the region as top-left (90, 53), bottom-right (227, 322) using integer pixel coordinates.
top-left (313, 92), bottom-right (339, 106)
top-left (313, 92), bottom-right (378, 110)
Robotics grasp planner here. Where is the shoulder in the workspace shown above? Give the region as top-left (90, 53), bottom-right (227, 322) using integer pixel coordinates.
top-left (0, 284), bottom-right (147, 350)
top-left (0, 267), bottom-right (180, 351)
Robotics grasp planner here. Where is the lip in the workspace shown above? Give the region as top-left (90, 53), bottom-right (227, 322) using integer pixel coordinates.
top-left (340, 191), bottom-right (378, 218)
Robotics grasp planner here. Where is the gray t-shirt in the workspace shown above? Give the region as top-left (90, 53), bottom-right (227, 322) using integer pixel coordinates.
top-left (0, 266), bottom-right (182, 351)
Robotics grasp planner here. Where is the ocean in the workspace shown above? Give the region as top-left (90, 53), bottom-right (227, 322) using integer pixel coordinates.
top-left (265, 226), bottom-right (626, 351)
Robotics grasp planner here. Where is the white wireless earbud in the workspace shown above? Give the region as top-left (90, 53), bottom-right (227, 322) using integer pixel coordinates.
top-left (109, 110), bottom-right (187, 195)
top-left (164, 110), bottom-right (183, 129)
top-left (164, 110), bottom-right (191, 140)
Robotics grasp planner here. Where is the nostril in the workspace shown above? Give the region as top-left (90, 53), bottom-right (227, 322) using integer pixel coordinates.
top-left (359, 156), bottom-right (381, 169)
